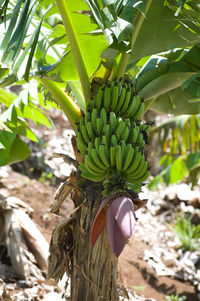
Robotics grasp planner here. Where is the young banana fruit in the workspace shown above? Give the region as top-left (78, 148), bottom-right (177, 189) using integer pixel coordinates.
top-left (75, 80), bottom-right (151, 195)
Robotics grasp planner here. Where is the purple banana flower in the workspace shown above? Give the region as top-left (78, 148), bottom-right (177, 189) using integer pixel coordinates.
top-left (90, 196), bottom-right (136, 257)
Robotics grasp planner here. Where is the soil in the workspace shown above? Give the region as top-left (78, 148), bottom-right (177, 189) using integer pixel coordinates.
top-left (0, 170), bottom-right (197, 301)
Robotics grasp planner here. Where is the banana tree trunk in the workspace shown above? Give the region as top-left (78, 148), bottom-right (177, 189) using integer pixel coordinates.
top-left (48, 175), bottom-right (118, 301)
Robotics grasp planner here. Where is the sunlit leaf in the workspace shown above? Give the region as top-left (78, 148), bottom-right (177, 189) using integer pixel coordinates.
top-left (0, 87), bottom-right (16, 106)
top-left (129, 0), bottom-right (200, 63)
top-left (6, 136), bottom-right (31, 165)
top-left (170, 156), bottom-right (188, 184)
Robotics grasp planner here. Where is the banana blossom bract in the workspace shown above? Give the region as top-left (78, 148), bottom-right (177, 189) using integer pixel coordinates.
top-left (90, 196), bottom-right (136, 257)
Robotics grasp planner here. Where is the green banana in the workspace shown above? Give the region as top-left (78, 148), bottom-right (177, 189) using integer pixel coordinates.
top-left (102, 135), bottom-right (109, 146)
top-left (115, 121), bottom-right (126, 140)
top-left (132, 121), bottom-right (137, 128)
top-left (115, 145), bottom-right (122, 171)
top-left (126, 95), bottom-right (141, 118)
top-left (84, 161), bottom-right (106, 179)
top-left (88, 141), bottom-right (93, 153)
top-left (116, 83), bottom-right (127, 112)
top-left (136, 132), bottom-right (145, 147)
top-left (95, 87), bottom-right (104, 110)
top-left (85, 111), bottom-right (91, 124)
top-left (86, 99), bottom-right (94, 112)
top-left (130, 83), bottom-right (136, 95)
top-left (76, 131), bottom-right (87, 154)
top-left (121, 140), bottom-right (126, 156)
top-left (85, 154), bottom-right (105, 174)
top-left (140, 122), bottom-right (151, 132)
top-left (109, 111), bottom-right (117, 132)
top-left (103, 124), bottom-right (111, 141)
top-left (121, 125), bottom-right (130, 143)
top-left (103, 83), bottom-right (111, 110)
top-left (145, 124), bottom-right (152, 132)
top-left (127, 169), bottom-right (149, 183)
top-left (111, 82), bottom-right (119, 111)
top-left (98, 145), bottom-right (110, 168)
top-left (122, 144), bottom-right (134, 171)
top-left (79, 116), bottom-right (85, 129)
top-left (127, 153), bottom-right (145, 177)
top-left (128, 127), bottom-right (139, 145)
top-left (100, 108), bottom-right (107, 125)
top-left (124, 118), bottom-right (131, 127)
top-left (139, 139), bottom-right (146, 150)
top-left (126, 182), bottom-right (142, 193)
top-left (125, 147), bottom-right (142, 174)
top-left (111, 134), bottom-right (118, 146)
top-left (79, 164), bottom-right (106, 182)
top-left (91, 108), bottom-right (98, 132)
top-left (96, 118), bottom-right (103, 136)
top-left (133, 100), bottom-right (145, 120)
top-left (90, 148), bottom-right (107, 170)
top-left (129, 157), bottom-right (148, 178)
top-left (80, 124), bottom-right (89, 144)
top-left (120, 88), bottom-right (131, 114)
top-left (94, 137), bottom-right (100, 151)
top-left (86, 121), bottom-right (95, 140)
top-left (110, 146), bottom-right (116, 167)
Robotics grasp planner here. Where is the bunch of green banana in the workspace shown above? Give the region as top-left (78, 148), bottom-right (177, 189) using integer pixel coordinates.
top-left (76, 80), bottom-right (151, 195)
top-left (87, 80), bottom-right (145, 120)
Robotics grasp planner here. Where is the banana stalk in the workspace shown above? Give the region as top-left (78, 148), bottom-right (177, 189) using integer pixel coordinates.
top-left (41, 79), bottom-right (82, 130)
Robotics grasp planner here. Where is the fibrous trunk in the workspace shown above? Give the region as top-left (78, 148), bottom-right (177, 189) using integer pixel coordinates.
top-left (48, 177), bottom-right (118, 301)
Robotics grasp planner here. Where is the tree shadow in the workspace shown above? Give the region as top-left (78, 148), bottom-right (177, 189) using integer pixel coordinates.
top-left (128, 260), bottom-right (198, 301)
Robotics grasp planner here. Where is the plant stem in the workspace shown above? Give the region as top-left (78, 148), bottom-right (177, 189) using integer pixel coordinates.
top-left (143, 98), bottom-right (156, 113)
top-left (112, 0), bottom-right (152, 80)
top-left (56, 0), bottom-right (91, 103)
top-left (40, 79), bottom-right (82, 130)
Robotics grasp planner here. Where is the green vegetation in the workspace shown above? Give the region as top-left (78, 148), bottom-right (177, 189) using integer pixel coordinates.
top-left (172, 213), bottom-right (200, 252)
top-left (165, 294), bottom-right (187, 301)
top-left (149, 115), bottom-right (200, 190)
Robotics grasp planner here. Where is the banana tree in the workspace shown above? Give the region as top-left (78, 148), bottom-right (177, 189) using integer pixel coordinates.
top-left (1, 0), bottom-right (200, 300)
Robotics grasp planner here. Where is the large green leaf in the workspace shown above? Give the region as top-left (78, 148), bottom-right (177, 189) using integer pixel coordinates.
top-left (84, 0), bottom-right (148, 45)
top-left (47, 35), bottom-right (107, 81)
top-left (0, 125), bottom-right (16, 165)
top-left (170, 156), bottom-right (189, 184)
top-left (45, 0), bottom-right (108, 81)
top-left (149, 87), bottom-right (200, 115)
top-left (129, 0), bottom-right (200, 63)
top-left (136, 45), bottom-right (200, 115)
top-left (140, 72), bottom-right (194, 101)
top-left (0, 0), bottom-right (108, 83)
top-left (0, 122), bottom-right (31, 166)
top-left (5, 136), bottom-right (31, 165)
top-left (0, 87), bottom-right (16, 106)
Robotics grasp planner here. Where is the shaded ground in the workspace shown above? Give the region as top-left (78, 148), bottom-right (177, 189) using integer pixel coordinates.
top-left (0, 168), bottom-right (197, 301)
top-left (119, 238), bottom-right (196, 301)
